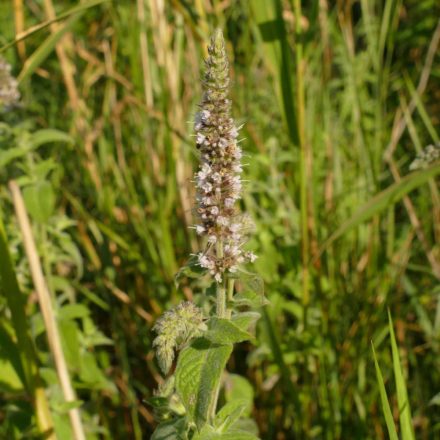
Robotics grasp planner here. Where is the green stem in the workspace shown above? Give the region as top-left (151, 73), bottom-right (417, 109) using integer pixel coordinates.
top-left (216, 284), bottom-right (226, 318)
top-left (215, 242), bottom-right (226, 318)
top-left (225, 278), bottom-right (234, 319)
top-left (210, 244), bottom-right (236, 423)
top-left (293, 0), bottom-right (310, 327)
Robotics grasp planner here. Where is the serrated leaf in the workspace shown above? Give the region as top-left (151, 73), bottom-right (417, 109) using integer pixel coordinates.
top-left (205, 318), bottom-right (253, 345)
top-left (175, 338), bottom-right (233, 428)
top-left (214, 400), bottom-right (248, 432)
top-left (231, 312), bottom-right (261, 333)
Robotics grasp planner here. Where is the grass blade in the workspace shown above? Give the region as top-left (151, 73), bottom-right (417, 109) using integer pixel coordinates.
top-left (319, 163), bottom-right (440, 256)
top-left (388, 311), bottom-right (416, 440)
top-left (0, 0), bottom-right (108, 53)
top-left (371, 342), bottom-right (399, 440)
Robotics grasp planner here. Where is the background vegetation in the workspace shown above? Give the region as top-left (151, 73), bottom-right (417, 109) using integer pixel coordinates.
top-left (0, 0), bottom-right (439, 438)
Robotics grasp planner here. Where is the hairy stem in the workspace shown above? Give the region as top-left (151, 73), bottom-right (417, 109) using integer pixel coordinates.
top-left (216, 241), bottom-right (226, 318)
top-left (225, 278), bottom-right (235, 319)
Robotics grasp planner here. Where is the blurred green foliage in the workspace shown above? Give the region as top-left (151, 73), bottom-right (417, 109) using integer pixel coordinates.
top-left (0, 0), bottom-right (439, 438)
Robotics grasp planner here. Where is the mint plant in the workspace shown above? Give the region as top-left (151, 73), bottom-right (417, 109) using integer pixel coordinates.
top-left (151, 29), bottom-right (265, 440)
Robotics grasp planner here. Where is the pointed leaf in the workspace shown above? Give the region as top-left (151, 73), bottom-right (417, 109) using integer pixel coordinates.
top-left (371, 342), bottom-right (398, 440)
top-left (205, 318), bottom-right (253, 345)
top-left (231, 312), bottom-right (261, 333)
top-left (23, 181), bottom-right (55, 222)
top-left (175, 338), bottom-right (232, 428)
top-left (214, 399), bottom-right (248, 432)
top-left (320, 164), bottom-right (440, 255)
top-left (388, 312), bottom-right (415, 440)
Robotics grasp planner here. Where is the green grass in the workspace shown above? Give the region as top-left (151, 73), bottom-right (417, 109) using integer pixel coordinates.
top-left (0, 0), bottom-right (439, 438)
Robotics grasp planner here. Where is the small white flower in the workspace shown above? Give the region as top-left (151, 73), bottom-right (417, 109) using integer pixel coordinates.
top-left (214, 272), bottom-right (222, 283)
top-left (198, 163), bottom-right (211, 180)
top-left (196, 133), bottom-right (206, 144)
top-left (217, 216), bottom-right (229, 226)
top-left (201, 109), bottom-right (211, 121)
top-left (198, 254), bottom-right (214, 270)
top-left (229, 223), bottom-right (240, 233)
top-left (224, 198), bottom-right (234, 208)
top-left (229, 265), bottom-right (238, 273)
top-left (201, 182), bottom-right (213, 193)
top-left (233, 148), bottom-right (242, 160)
top-left (208, 235), bottom-right (217, 244)
top-left (247, 252), bottom-right (258, 262)
top-left (230, 126), bottom-right (239, 138)
top-left (210, 206), bottom-right (219, 216)
top-left (230, 246), bottom-right (240, 256)
top-left (219, 138), bottom-right (228, 148)
top-left (195, 225), bottom-right (205, 235)
top-left (232, 233), bottom-right (241, 242)
top-left (211, 172), bottom-right (222, 183)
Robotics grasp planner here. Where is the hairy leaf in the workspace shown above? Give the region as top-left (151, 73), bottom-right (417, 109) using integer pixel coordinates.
top-left (175, 338), bottom-right (232, 428)
top-left (205, 318), bottom-right (253, 345)
top-left (214, 400), bottom-right (248, 432)
top-left (231, 312), bottom-right (261, 333)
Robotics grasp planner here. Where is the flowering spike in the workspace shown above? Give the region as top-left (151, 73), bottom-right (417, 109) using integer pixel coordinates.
top-left (193, 29), bottom-right (257, 283)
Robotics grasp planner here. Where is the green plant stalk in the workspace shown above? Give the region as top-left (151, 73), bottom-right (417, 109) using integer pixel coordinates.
top-left (10, 181), bottom-right (86, 440)
top-left (292, 0), bottom-right (310, 321)
top-left (293, 0), bottom-right (312, 435)
top-left (226, 278), bottom-right (235, 319)
top-left (216, 241), bottom-right (226, 318)
top-left (210, 241), bottom-right (229, 422)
